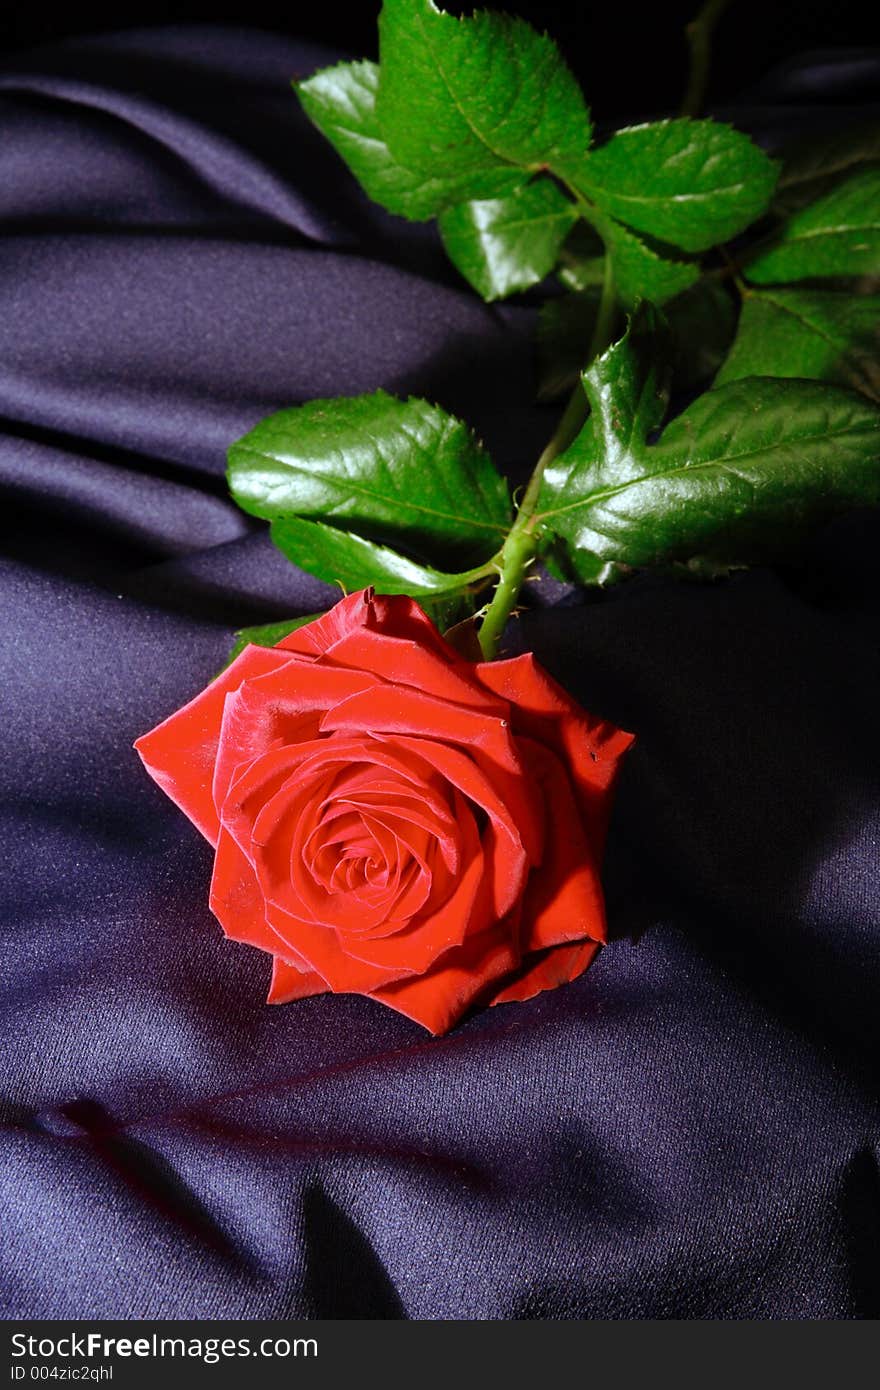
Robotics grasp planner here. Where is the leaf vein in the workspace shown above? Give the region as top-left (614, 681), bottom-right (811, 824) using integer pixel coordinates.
top-left (540, 419), bottom-right (879, 522)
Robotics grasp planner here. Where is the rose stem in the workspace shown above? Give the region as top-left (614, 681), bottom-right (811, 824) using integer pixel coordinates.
top-left (680, 0), bottom-right (733, 118)
top-left (477, 256), bottom-right (616, 661)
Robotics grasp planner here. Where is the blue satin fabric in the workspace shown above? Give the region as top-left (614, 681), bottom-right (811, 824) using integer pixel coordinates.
top-left (1, 29), bottom-right (879, 1319)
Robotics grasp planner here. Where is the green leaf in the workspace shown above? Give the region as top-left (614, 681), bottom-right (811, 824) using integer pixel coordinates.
top-left (544, 304), bottom-right (671, 487)
top-left (438, 179), bottom-right (577, 300)
top-left (746, 169), bottom-right (880, 283)
top-left (295, 59), bottom-right (455, 220)
top-left (774, 122), bottom-right (880, 215)
top-left (269, 514), bottom-right (492, 596)
top-left (228, 391), bottom-right (510, 569)
top-left (418, 590), bottom-right (479, 633)
top-left (226, 615), bottom-right (321, 667)
top-left (665, 278), bottom-right (738, 391)
top-left (539, 282), bottom-right (733, 403)
top-left (376, 0), bottom-right (593, 202)
top-left (579, 119), bottom-right (778, 253)
top-left (558, 258), bottom-right (605, 294)
top-left (537, 290), bottom-right (604, 401)
top-left (601, 217), bottom-right (700, 307)
top-left (558, 218), bottom-right (698, 308)
top-left (716, 289), bottom-right (880, 402)
top-left (539, 316), bottom-right (880, 582)
top-left (556, 220), bottom-right (605, 291)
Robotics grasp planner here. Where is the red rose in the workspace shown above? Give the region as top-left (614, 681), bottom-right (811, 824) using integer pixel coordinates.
top-left (135, 590), bottom-right (633, 1034)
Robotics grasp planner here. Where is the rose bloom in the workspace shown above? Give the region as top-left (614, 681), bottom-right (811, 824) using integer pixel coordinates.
top-left (135, 590), bottom-right (633, 1034)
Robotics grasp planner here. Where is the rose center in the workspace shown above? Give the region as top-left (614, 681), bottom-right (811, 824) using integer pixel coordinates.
top-left (306, 809), bottom-right (410, 899)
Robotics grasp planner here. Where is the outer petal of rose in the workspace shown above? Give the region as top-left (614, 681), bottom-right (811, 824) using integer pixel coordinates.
top-left (210, 828), bottom-right (305, 958)
top-left (273, 589), bottom-right (378, 656)
top-left (489, 940), bottom-right (601, 1006)
top-left (276, 589), bottom-right (459, 666)
top-left (319, 626), bottom-right (505, 713)
top-left (474, 652), bottom-right (634, 844)
top-left (266, 956), bottom-right (329, 1004)
top-left (368, 920), bottom-right (522, 1035)
top-left (264, 900), bottom-right (411, 993)
top-left (211, 660), bottom-right (378, 810)
top-left (362, 591), bottom-right (471, 666)
top-left (134, 644), bottom-right (293, 845)
top-left (516, 736), bottom-right (608, 951)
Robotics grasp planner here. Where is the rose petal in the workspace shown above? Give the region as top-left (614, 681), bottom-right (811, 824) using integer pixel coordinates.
top-left (221, 740), bottom-right (345, 859)
top-left (264, 900), bottom-right (411, 993)
top-left (312, 786), bottom-right (469, 944)
top-left (357, 592), bottom-right (470, 666)
top-left (210, 829), bottom-right (318, 980)
top-left (309, 809), bottom-right (410, 908)
top-left (489, 940), bottom-right (601, 1006)
top-left (516, 737), bottom-right (608, 951)
top-left (134, 644), bottom-right (293, 845)
top-left (339, 797), bottom-right (487, 972)
top-left (212, 661), bottom-right (380, 811)
top-left (358, 810), bottom-right (433, 917)
top-left (475, 652), bottom-right (634, 845)
top-left (245, 751), bottom-right (440, 934)
top-left (368, 911), bottom-right (522, 1035)
top-left (224, 734), bottom-right (448, 846)
top-left (381, 734), bottom-right (532, 920)
top-left (322, 689), bottom-right (543, 867)
top-left (326, 763), bottom-right (461, 879)
top-left (320, 626), bottom-right (505, 713)
top-left (335, 786), bottom-right (459, 866)
top-left (276, 589), bottom-right (460, 668)
top-left (273, 588), bottom-right (379, 656)
top-left (288, 801), bottom-right (432, 932)
top-left (266, 955), bottom-right (329, 1004)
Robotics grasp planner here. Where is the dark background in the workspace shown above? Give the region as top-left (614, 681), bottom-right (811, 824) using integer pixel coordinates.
top-left (1, 1), bottom-right (877, 120)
